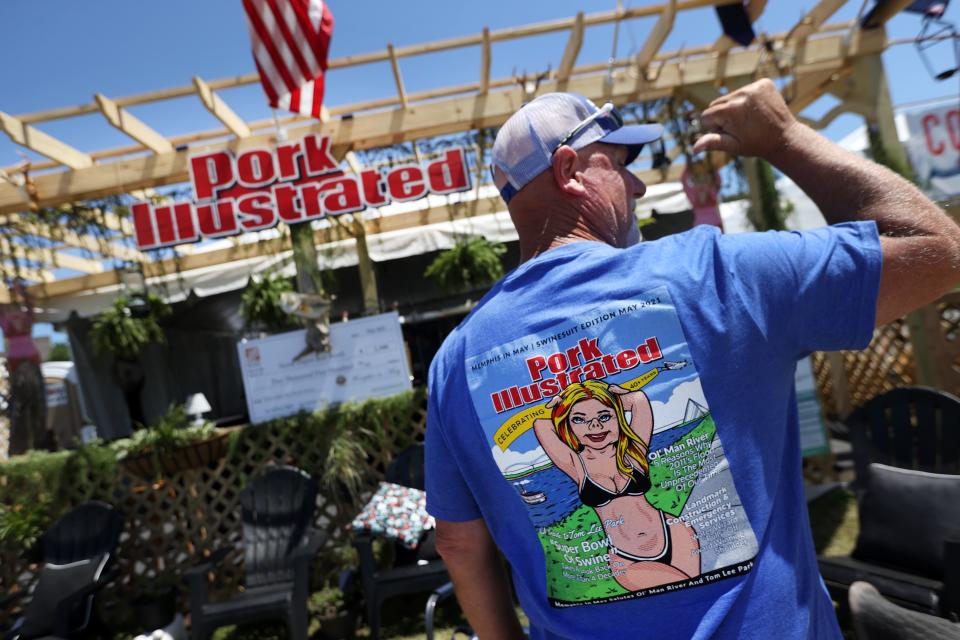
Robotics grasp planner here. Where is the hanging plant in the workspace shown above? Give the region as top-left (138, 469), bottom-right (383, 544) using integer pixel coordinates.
top-left (89, 294), bottom-right (171, 360)
top-left (424, 236), bottom-right (506, 293)
top-left (240, 272), bottom-right (297, 333)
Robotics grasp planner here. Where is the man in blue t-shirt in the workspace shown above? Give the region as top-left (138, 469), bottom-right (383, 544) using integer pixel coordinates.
top-left (425, 80), bottom-right (960, 639)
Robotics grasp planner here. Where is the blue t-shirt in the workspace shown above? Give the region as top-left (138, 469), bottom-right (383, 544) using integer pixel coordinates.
top-left (425, 222), bottom-right (881, 639)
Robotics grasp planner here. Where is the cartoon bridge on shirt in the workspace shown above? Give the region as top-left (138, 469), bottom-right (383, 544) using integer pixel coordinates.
top-left (0, 0), bottom-right (919, 307)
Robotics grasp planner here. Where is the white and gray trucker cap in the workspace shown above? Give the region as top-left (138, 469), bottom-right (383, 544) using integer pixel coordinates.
top-left (490, 92), bottom-right (663, 204)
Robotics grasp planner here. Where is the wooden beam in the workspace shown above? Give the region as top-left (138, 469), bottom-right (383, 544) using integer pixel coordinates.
top-left (2, 214), bottom-right (145, 262)
top-left (0, 111), bottom-right (93, 169)
top-left (557, 12), bottom-right (586, 84)
top-left (27, 163), bottom-right (686, 301)
top-left (192, 76), bottom-right (251, 138)
top-left (3, 243), bottom-right (103, 273)
top-left (9, 1), bottom-right (766, 128)
top-left (386, 44), bottom-right (408, 107)
top-left (0, 27), bottom-right (886, 216)
top-left (345, 151), bottom-right (363, 174)
top-left (636, 0), bottom-right (677, 75)
top-left (480, 27), bottom-right (492, 94)
top-left (1, 263), bottom-right (54, 283)
top-left (95, 93), bottom-right (174, 154)
top-left (786, 0), bottom-right (847, 43)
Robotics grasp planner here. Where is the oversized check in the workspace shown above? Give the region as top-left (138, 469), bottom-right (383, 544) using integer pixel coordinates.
top-left (237, 311), bottom-right (412, 424)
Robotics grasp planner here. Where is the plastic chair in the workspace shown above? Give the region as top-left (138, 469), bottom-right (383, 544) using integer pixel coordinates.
top-left (849, 581), bottom-right (960, 639)
top-left (4, 501), bottom-right (123, 640)
top-left (847, 386), bottom-right (960, 486)
top-left (183, 466), bottom-right (326, 640)
top-left (352, 444), bottom-right (449, 640)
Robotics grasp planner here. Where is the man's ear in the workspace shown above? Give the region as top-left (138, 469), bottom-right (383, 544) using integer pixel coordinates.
top-left (552, 146), bottom-right (586, 197)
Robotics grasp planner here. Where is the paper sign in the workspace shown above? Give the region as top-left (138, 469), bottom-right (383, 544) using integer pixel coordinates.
top-left (237, 312), bottom-right (412, 424)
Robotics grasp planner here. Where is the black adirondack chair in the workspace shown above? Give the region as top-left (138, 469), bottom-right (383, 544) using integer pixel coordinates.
top-left (183, 466), bottom-right (326, 640)
top-left (847, 386), bottom-right (960, 485)
top-left (353, 444), bottom-right (449, 640)
top-left (819, 387), bottom-right (960, 621)
top-left (4, 501), bottom-right (123, 640)
top-left (849, 581), bottom-right (960, 640)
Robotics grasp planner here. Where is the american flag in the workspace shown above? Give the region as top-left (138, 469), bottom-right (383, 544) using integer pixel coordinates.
top-left (242, 0), bottom-right (334, 119)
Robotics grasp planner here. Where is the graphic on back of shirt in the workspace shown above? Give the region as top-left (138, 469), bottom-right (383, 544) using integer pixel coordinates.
top-left (465, 287), bottom-right (759, 607)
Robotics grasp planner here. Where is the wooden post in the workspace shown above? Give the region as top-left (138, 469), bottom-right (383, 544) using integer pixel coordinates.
top-left (353, 215), bottom-right (380, 314)
top-left (290, 222), bottom-right (324, 296)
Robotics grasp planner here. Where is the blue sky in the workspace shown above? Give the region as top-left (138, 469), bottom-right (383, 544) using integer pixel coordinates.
top-left (1, 0), bottom-right (958, 345)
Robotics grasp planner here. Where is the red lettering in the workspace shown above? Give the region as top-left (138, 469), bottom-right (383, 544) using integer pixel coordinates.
top-left (322, 177), bottom-right (363, 214)
top-left (275, 142), bottom-right (301, 181)
top-left (582, 361), bottom-right (606, 380)
top-left (236, 149), bottom-right (276, 188)
top-left (547, 353), bottom-right (568, 374)
top-left (196, 200), bottom-right (238, 238)
top-left (273, 184), bottom-right (305, 222)
top-left (155, 202), bottom-right (197, 245)
top-left (565, 343), bottom-right (583, 368)
top-left (540, 378), bottom-right (560, 397)
top-left (509, 386), bottom-right (522, 408)
top-left (237, 193), bottom-right (276, 230)
top-left (427, 149), bottom-right (470, 193)
top-left (361, 169), bottom-right (387, 206)
top-left (302, 134), bottom-right (338, 176)
top-left (300, 183), bottom-right (325, 219)
top-left (923, 114), bottom-right (945, 156)
top-left (636, 337), bottom-right (662, 363)
top-left (615, 349), bottom-right (639, 371)
top-left (600, 354), bottom-right (619, 375)
top-left (947, 110), bottom-right (960, 151)
top-left (190, 151), bottom-right (234, 200)
top-left (492, 391), bottom-right (504, 413)
top-left (386, 166), bottom-right (427, 201)
top-left (519, 383), bottom-right (543, 404)
top-left (132, 202), bottom-right (157, 249)
top-left (579, 338), bottom-right (603, 362)
top-left (527, 355), bottom-right (547, 381)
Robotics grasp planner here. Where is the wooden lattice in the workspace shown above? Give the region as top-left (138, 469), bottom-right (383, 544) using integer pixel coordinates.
top-left (0, 390), bottom-right (428, 629)
top-left (812, 291), bottom-right (960, 419)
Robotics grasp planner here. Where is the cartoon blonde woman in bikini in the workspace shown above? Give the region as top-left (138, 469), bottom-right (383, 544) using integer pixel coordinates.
top-left (534, 379), bottom-right (700, 590)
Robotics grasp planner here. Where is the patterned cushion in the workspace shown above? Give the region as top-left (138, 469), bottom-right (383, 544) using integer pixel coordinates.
top-left (350, 482), bottom-right (435, 549)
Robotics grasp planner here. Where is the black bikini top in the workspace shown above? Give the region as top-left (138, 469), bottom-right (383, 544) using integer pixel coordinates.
top-left (578, 461), bottom-right (651, 508)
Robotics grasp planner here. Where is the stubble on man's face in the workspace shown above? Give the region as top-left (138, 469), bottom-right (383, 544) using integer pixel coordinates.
top-left (579, 143), bottom-right (646, 248)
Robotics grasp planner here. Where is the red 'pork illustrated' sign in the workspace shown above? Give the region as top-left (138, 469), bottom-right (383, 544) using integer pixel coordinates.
top-left (131, 134), bottom-right (471, 250)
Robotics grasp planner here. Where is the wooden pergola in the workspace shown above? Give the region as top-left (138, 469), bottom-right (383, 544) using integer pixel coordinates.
top-left (0, 0), bottom-right (913, 306)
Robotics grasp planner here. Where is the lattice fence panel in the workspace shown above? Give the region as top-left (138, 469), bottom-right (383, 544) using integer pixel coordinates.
top-left (811, 292), bottom-right (960, 419)
top-left (0, 390), bottom-right (428, 628)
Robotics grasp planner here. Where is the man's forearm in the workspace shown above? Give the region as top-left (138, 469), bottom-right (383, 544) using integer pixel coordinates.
top-left (771, 122), bottom-right (956, 241)
top-left (436, 519), bottom-right (526, 639)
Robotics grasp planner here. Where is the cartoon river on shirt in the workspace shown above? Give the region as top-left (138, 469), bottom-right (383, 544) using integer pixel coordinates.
top-left (465, 287), bottom-right (759, 607)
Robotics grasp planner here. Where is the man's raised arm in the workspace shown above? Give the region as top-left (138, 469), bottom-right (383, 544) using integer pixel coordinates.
top-left (694, 79), bottom-right (960, 325)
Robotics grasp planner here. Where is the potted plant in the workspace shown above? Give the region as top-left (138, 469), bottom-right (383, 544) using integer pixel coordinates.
top-left (89, 294), bottom-right (171, 428)
top-left (424, 235), bottom-right (506, 293)
top-left (240, 273), bottom-right (298, 335)
top-left (310, 584), bottom-right (358, 640)
top-left (112, 402), bottom-right (228, 479)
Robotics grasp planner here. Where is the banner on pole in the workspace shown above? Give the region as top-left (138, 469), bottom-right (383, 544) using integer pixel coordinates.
top-left (904, 103), bottom-right (960, 200)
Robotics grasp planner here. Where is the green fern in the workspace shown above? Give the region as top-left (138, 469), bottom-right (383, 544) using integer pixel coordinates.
top-left (89, 294), bottom-right (170, 359)
top-left (240, 273), bottom-right (296, 332)
top-left (424, 236), bottom-right (506, 293)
